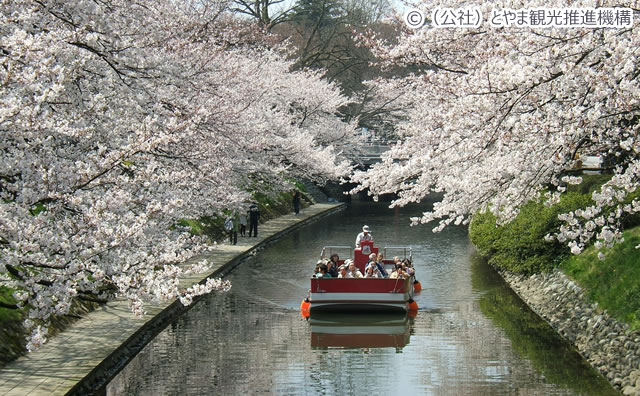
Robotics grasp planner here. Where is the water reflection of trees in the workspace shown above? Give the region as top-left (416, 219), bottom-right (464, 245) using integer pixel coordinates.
top-left (471, 255), bottom-right (617, 396)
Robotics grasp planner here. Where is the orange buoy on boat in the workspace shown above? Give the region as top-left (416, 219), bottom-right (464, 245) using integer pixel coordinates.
top-left (300, 298), bottom-right (310, 318)
top-left (408, 298), bottom-right (418, 312)
top-left (413, 280), bottom-right (422, 293)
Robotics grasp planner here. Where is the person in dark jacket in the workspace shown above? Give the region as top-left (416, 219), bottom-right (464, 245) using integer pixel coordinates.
top-left (292, 191), bottom-right (301, 215)
top-left (326, 254), bottom-right (340, 278)
top-left (248, 202), bottom-right (260, 237)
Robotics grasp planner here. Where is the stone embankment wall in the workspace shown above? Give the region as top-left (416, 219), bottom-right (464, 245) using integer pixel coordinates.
top-left (499, 269), bottom-right (640, 395)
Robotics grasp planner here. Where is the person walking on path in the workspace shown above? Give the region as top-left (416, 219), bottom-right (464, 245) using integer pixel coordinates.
top-left (238, 211), bottom-right (248, 237)
top-left (232, 212), bottom-right (239, 245)
top-left (224, 215), bottom-right (237, 245)
top-left (248, 202), bottom-right (260, 237)
top-left (292, 191), bottom-right (301, 215)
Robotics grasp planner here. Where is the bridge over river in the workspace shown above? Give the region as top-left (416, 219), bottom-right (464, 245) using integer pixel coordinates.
top-left (356, 142), bottom-right (391, 166)
top-left (107, 200), bottom-right (615, 395)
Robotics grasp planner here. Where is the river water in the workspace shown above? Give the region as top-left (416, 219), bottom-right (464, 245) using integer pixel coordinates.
top-left (107, 201), bottom-right (615, 395)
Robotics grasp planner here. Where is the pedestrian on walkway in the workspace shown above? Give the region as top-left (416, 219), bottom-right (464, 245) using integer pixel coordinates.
top-left (232, 212), bottom-right (239, 245)
top-left (293, 191), bottom-right (301, 215)
top-left (248, 202), bottom-right (260, 237)
top-left (224, 214), bottom-right (237, 245)
top-left (238, 211), bottom-right (248, 237)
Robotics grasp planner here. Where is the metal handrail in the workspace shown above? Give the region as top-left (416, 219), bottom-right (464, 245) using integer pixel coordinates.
top-left (383, 246), bottom-right (413, 262)
top-left (320, 246), bottom-right (353, 260)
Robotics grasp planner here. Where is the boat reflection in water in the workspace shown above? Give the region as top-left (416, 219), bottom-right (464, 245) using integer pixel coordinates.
top-left (309, 312), bottom-right (413, 350)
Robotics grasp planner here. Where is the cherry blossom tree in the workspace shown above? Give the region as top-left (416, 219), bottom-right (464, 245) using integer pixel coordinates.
top-left (351, 0), bottom-right (640, 254)
top-left (1, 0), bottom-right (353, 349)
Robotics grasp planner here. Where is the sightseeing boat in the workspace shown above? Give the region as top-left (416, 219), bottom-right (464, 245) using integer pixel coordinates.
top-left (301, 240), bottom-right (419, 314)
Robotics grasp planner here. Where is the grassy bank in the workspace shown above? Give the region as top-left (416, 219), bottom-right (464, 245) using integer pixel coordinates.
top-left (469, 175), bottom-right (640, 331)
top-left (561, 226), bottom-right (640, 331)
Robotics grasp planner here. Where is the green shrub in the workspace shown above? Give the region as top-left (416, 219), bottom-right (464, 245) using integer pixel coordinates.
top-left (566, 174), bottom-right (611, 195)
top-left (470, 192), bottom-right (593, 273)
top-left (0, 286), bottom-right (21, 322)
top-left (565, 173), bottom-right (640, 229)
top-left (177, 188), bottom-right (305, 242)
top-left (622, 189), bottom-right (640, 229)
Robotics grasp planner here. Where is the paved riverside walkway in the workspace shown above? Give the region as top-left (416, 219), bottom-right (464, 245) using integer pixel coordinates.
top-left (0, 203), bottom-right (345, 396)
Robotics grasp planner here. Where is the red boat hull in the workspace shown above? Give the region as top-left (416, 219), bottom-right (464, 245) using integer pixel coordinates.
top-left (309, 278), bottom-right (413, 312)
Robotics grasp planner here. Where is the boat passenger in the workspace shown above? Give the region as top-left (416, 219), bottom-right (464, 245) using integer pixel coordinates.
top-left (390, 264), bottom-right (408, 279)
top-left (364, 253), bottom-right (384, 278)
top-left (313, 260), bottom-right (326, 278)
top-left (315, 263), bottom-right (332, 278)
top-left (355, 225), bottom-right (373, 248)
top-left (393, 256), bottom-right (401, 265)
top-left (345, 260), bottom-right (363, 278)
top-left (312, 261), bottom-right (322, 277)
top-left (337, 265), bottom-right (348, 278)
top-left (326, 260), bottom-right (339, 278)
top-left (327, 254), bottom-right (340, 277)
top-left (364, 265), bottom-right (379, 278)
top-left (375, 253), bottom-right (389, 278)
top-left (402, 258), bottom-right (415, 276)
top-left (365, 253), bottom-right (376, 268)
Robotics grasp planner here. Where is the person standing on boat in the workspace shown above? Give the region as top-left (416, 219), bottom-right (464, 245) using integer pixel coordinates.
top-left (355, 225), bottom-right (373, 248)
top-left (248, 202), bottom-right (260, 237)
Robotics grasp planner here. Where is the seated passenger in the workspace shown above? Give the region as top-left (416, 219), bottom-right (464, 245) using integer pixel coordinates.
top-left (315, 263), bottom-right (332, 278)
top-left (402, 258), bottom-right (415, 276)
top-left (345, 259), bottom-right (363, 278)
top-left (364, 253), bottom-right (377, 269)
top-left (327, 254), bottom-right (340, 277)
top-left (364, 265), bottom-right (380, 278)
top-left (375, 253), bottom-right (389, 278)
top-left (312, 261), bottom-right (322, 277)
top-left (390, 264), bottom-right (408, 279)
top-left (337, 265), bottom-right (348, 278)
top-left (364, 253), bottom-right (383, 278)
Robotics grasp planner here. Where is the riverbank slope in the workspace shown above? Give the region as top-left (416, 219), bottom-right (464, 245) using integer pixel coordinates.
top-left (499, 267), bottom-right (640, 395)
top-left (470, 190), bottom-right (640, 394)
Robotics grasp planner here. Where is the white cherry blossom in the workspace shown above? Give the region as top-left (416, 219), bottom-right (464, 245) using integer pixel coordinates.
top-left (351, 0), bottom-right (640, 254)
top-left (1, 0), bottom-right (353, 347)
